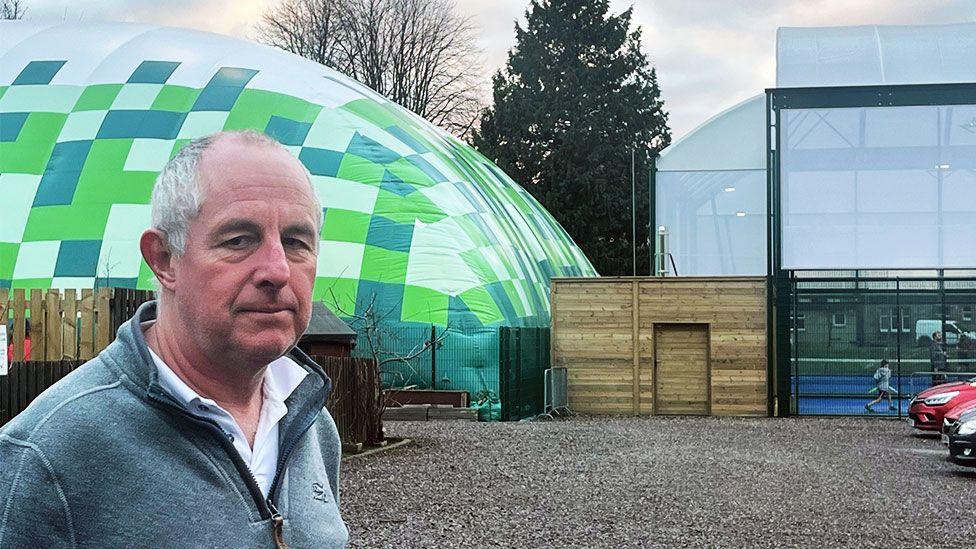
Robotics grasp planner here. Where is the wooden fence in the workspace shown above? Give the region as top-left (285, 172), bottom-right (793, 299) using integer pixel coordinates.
top-left (1, 288), bottom-right (153, 362)
top-left (0, 360), bottom-right (84, 424)
top-left (1, 354), bottom-right (384, 448)
top-left (1, 288), bottom-right (383, 445)
top-left (316, 355), bottom-right (384, 447)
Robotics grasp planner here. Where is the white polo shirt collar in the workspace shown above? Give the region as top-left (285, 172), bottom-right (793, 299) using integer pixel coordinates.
top-left (149, 348), bottom-right (308, 498)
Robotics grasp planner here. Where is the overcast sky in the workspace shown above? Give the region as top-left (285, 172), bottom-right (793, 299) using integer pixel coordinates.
top-left (21, 0), bottom-right (976, 140)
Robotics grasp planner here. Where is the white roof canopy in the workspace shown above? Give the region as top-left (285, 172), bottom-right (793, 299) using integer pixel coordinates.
top-left (777, 23), bottom-right (976, 88)
top-left (656, 94), bottom-right (766, 172)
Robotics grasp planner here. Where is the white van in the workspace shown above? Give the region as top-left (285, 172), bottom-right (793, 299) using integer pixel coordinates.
top-left (915, 319), bottom-right (976, 346)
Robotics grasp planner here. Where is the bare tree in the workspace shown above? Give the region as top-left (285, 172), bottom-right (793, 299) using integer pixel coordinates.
top-left (326, 289), bottom-right (449, 389)
top-left (257, 0), bottom-right (484, 138)
top-left (1, 0), bottom-right (27, 19)
top-left (255, 0), bottom-right (349, 67)
top-left (324, 287), bottom-right (452, 419)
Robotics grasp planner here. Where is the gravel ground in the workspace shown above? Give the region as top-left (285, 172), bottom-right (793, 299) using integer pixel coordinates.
top-left (340, 416), bottom-right (976, 548)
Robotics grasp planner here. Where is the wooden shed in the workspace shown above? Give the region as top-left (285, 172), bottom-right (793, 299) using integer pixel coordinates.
top-left (297, 302), bottom-right (358, 357)
top-left (550, 277), bottom-right (767, 417)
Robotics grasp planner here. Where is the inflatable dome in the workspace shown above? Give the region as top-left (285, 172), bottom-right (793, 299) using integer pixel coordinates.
top-left (0, 21), bottom-right (596, 329)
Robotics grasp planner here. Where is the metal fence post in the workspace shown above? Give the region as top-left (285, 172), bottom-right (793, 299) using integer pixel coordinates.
top-left (499, 329), bottom-right (509, 422)
top-left (939, 270), bottom-right (947, 346)
top-left (775, 273), bottom-right (793, 417)
top-left (538, 328), bottom-right (546, 413)
top-left (896, 278), bottom-right (903, 418)
top-left (940, 271), bottom-right (947, 385)
top-left (514, 328), bottom-right (523, 420)
top-left (430, 324), bottom-right (437, 390)
top-left (791, 272), bottom-right (799, 415)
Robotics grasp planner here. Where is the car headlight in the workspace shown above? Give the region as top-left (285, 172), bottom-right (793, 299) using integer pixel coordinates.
top-left (924, 391), bottom-right (960, 406)
top-left (960, 420), bottom-right (976, 436)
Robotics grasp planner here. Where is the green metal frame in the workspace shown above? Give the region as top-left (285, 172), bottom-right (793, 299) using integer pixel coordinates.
top-left (766, 82), bottom-right (976, 417)
top-left (766, 93), bottom-right (776, 416)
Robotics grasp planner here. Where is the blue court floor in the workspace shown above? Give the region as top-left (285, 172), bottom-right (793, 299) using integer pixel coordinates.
top-left (792, 374), bottom-right (921, 416)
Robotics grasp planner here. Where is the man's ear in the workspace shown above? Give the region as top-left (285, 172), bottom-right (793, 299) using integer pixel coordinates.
top-left (140, 229), bottom-right (177, 293)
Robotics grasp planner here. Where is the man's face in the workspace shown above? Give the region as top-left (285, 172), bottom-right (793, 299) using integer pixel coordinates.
top-left (172, 138), bottom-right (319, 365)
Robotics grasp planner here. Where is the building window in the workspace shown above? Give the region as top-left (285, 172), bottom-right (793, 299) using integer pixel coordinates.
top-left (832, 313), bottom-right (847, 328)
top-left (792, 313), bottom-right (806, 331)
top-left (964, 306), bottom-right (973, 322)
top-left (880, 308), bottom-right (910, 333)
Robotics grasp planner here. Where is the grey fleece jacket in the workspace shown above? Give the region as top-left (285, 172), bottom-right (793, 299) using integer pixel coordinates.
top-left (0, 301), bottom-right (348, 548)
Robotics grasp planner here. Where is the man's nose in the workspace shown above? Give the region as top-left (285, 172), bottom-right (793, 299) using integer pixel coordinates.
top-left (254, 238), bottom-right (291, 289)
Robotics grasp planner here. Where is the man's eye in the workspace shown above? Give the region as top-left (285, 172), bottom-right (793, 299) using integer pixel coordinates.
top-left (225, 236), bottom-right (251, 248)
top-left (285, 238), bottom-right (311, 250)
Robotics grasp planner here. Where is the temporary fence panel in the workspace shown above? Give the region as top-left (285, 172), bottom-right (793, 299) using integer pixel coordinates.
top-left (545, 367), bottom-right (570, 414)
top-left (789, 276), bottom-right (976, 416)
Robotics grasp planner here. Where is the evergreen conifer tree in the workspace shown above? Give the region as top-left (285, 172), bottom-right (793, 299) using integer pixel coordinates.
top-left (474, 0), bottom-right (670, 275)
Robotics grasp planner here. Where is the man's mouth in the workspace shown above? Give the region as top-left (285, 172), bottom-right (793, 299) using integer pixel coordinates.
top-left (240, 307), bottom-right (294, 315)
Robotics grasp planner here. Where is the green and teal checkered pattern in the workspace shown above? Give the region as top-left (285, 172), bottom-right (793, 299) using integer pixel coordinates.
top-left (0, 59), bottom-right (595, 328)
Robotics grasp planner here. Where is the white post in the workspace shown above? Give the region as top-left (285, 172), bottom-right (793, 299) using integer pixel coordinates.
top-left (655, 226), bottom-right (669, 277)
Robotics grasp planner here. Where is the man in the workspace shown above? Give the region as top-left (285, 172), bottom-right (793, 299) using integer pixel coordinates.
top-left (0, 131), bottom-right (348, 547)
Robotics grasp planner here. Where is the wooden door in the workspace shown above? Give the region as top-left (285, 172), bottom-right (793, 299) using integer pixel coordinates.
top-left (654, 324), bottom-right (710, 415)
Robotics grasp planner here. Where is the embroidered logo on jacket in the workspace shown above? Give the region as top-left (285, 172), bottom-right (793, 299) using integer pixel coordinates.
top-left (312, 482), bottom-right (330, 502)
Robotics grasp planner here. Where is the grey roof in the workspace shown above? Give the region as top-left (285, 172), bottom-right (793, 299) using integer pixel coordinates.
top-left (304, 302), bottom-right (356, 339)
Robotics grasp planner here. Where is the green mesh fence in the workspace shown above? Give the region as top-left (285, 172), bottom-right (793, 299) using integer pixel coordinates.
top-left (789, 276), bottom-right (976, 416)
top-left (350, 323), bottom-right (548, 421)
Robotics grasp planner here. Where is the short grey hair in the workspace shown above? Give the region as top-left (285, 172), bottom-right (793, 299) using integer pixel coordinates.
top-left (150, 130), bottom-right (322, 257)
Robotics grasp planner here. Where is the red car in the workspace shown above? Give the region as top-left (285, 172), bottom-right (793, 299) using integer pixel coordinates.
top-left (907, 378), bottom-right (976, 432)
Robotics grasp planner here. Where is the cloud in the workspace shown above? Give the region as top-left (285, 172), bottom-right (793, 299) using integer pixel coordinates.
top-left (26, 0), bottom-right (274, 38)
top-left (455, 0), bottom-right (976, 139)
top-left (23, 0), bottom-right (976, 139)
top-left (623, 0), bottom-right (976, 138)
